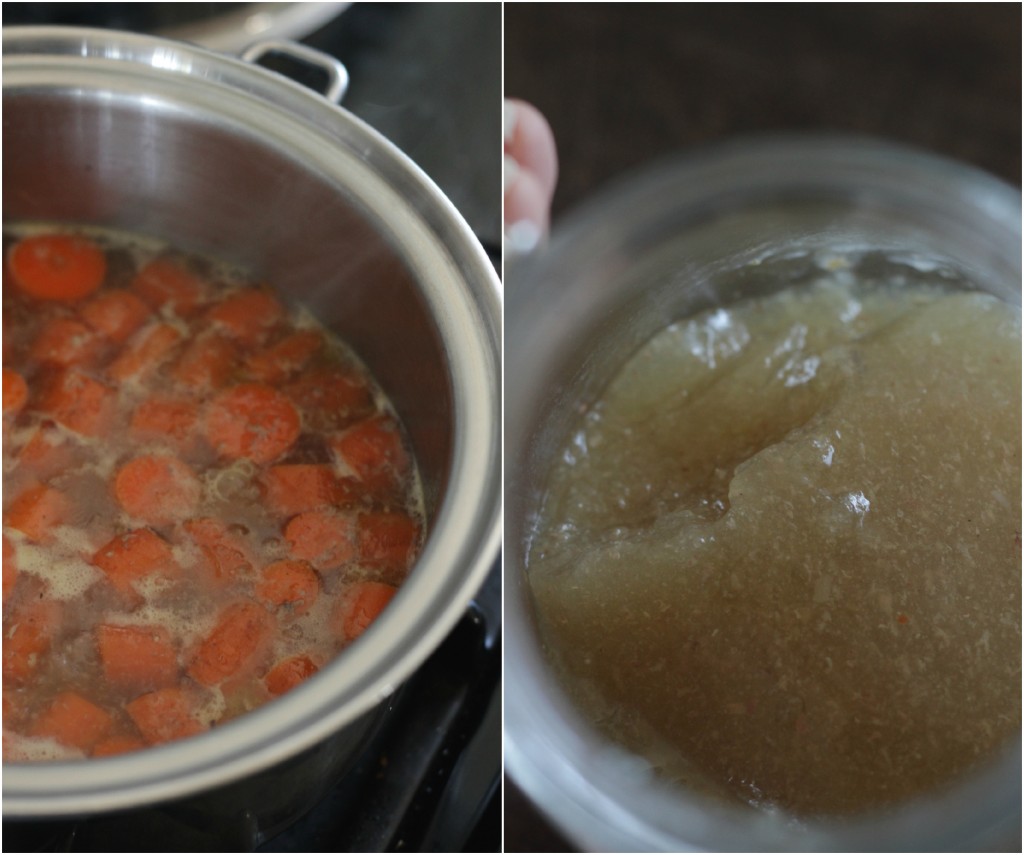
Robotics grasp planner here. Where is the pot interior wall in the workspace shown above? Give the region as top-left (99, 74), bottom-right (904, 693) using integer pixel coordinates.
top-left (3, 89), bottom-right (452, 514)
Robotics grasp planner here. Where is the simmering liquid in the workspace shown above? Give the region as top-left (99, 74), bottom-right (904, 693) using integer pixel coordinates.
top-left (528, 260), bottom-right (1021, 815)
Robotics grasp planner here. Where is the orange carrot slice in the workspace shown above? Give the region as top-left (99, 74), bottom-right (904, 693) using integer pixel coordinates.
top-left (182, 518), bottom-right (253, 590)
top-left (2, 368), bottom-right (29, 414)
top-left (187, 601), bottom-right (276, 686)
top-left (246, 329), bottom-right (322, 384)
top-left (3, 599), bottom-right (61, 684)
top-left (204, 383), bottom-right (301, 464)
top-left (332, 581), bottom-right (398, 641)
top-left (260, 464), bottom-right (355, 518)
top-left (107, 322), bottom-right (182, 383)
top-left (125, 686), bottom-right (207, 745)
top-left (331, 415), bottom-right (410, 496)
top-left (284, 509), bottom-right (356, 571)
top-left (4, 483), bottom-right (70, 542)
top-left (96, 624), bottom-right (180, 691)
top-left (285, 367), bottom-right (374, 432)
top-left (129, 397), bottom-right (199, 450)
top-left (358, 511), bottom-right (420, 571)
top-left (206, 287), bottom-right (284, 346)
top-left (91, 733), bottom-right (146, 758)
top-left (80, 288), bottom-right (151, 344)
top-left (8, 233), bottom-right (107, 302)
top-left (92, 528), bottom-right (179, 600)
top-left (171, 334), bottom-right (236, 391)
top-left (35, 368), bottom-right (115, 436)
top-left (29, 318), bottom-right (103, 367)
top-left (255, 559), bottom-right (319, 616)
top-left (131, 256), bottom-right (207, 317)
top-left (263, 653), bottom-right (319, 697)
top-left (29, 691), bottom-right (114, 751)
top-left (113, 454), bottom-right (201, 526)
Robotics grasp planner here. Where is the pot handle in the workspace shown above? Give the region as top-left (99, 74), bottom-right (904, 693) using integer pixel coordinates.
top-left (240, 39), bottom-right (350, 105)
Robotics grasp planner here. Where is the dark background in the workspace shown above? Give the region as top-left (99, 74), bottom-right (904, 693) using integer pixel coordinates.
top-left (503, 3), bottom-right (1021, 851)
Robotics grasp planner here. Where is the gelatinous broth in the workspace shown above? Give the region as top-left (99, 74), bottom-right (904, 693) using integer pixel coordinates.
top-left (528, 255), bottom-right (1021, 815)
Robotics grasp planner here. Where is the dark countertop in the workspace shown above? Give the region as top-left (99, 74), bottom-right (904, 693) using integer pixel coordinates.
top-left (503, 3), bottom-right (1020, 852)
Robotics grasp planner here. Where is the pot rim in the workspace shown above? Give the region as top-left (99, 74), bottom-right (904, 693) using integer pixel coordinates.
top-left (505, 135), bottom-right (1022, 851)
top-left (3, 25), bottom-right (501, 816)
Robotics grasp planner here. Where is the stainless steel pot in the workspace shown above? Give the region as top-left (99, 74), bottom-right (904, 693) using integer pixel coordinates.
top-left (2, 25), bottom-right (501, 831)
top-left (505, 137), bottom-right (1021, 851)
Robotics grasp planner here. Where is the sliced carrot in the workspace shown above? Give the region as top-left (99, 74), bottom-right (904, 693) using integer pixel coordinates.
top-left (330, 415), bottom-right (410, 496)
top-left (125, 686), bottom-right (207, 745)
top-left (91, 733), bottom-right (145, 758)
top-left (358, 511), bottom-right (420, 571)
top-left (15, 423), bottom-right (74, 478)
top-left (284, 509), bottom-right (356, 571)
top-left (4, 483), bottom-right (70, 542)
top-left (96, 624), bottom-right (180, 691)
top-left (131, 256), bottom-right (207, 317)
top-left (35, 368), bottom-right (115, 435)
top-left (3, 535), bottom-right (17, 606)
top-left (285, 367), bottom-right (374, 432)
top-left (29, 317), bottom-right (103, 367)
top-left (171, 334), bottom-right (236, 391)
top-left (8, 233), bottom-right (107, 302)
top-left (2, 599), bottom-right (61, 684)
top-left (206, 287), bottom-right (285, 347)
top-left (246, 329), bottom-right (323, 384)
top-left (92, 528), bottom-right (179, 600)
top-left (204, 383), bottom-right (301, 464)
top-left (2, 367), bottom-right (28, 414)
top-left (80, 288), bottom-right (151, 344)
top-left (113, 454), bottom-right (201, 526)
top-left (187, 601), bottom-right (276, 686)
top-left (263, 653), bottom-right (319, 697)
top-left (107, 322), bottom-right (183, 383)
top-left (259, 464), bottom-right (355, 518)
top-left (182, 518), bottom-right (253, 589)
top-left (29, 691), bottom-right (114, 751)
top-left (255, 560), bottom-right (319, 616)
top-left (332, 581), bottom-right (398, 641)
top-left (129, 397), bottom-right (199, 451)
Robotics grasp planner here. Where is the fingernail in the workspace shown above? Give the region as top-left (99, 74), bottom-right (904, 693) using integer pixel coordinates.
top-left (504, 100), bottom-right (519, 145)
top-left (505, 219), bottom-right (542, 255)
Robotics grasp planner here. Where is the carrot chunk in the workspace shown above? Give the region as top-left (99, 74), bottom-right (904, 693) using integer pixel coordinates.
top-left (129, 397), bottom-right (199, 450)
top-left (187, 601), bottom-right (276, 686)
top-left (3, 599), bottom-right (61, 684)
top-left (29, 691), bottom-right (114, 751)
top-left (2, 367), bottom-right (29, 414)
top-left (206, 287), bottom-right (284, 346)
top-left (131, 257), bottom-right (207, 317)
top-left (5, 483), bottom-right (70, 542)
top-left (2, 535), bottom-right (17, 605)
top-left (15, 423), bottom-right (74, 478)
top-left (260, 464), bottom-right (355, 518)
top-left (107, 322), bottom-right (183, 383)
top-left (285, 367), bottom-right (374, 432)
top-left (29, 318), bottom-right (103, 367)
top-left (125, 686), bottom-right (207, 745)
top-left (331, 415), bottom-right (410, 495)
top-left (255, 560), bottom-right (319, 616)
top-left (91, 733), bottom-right (146, 758)
top-left (246, 329), bottom-right (323, 383)
top-left (8, 233), bottom-right (107, 302)
top-left (263, 654), bottom-right (319, 697)
top-left (182, 518), bottom-right (253, 589)
top-left (171, 334), bottom-right (236, 391)
top-left (113, 454), bottom-right (201, 526)
top-left (284, 509), bottom-right (356, 571)
top-left (96, 624), bottom-right (180, 691)
top-left (80, 288), bottom-right (151, 344)
top-left (358, 511), bottom-right (420, 571)
top-left (332, 581), bottom-right (398, 641)
top-left (204, 383), bottom-right (301, 464)
top-left (92, 528), bottom-right (179, 599)
top-left (35, 368), bottom-right (115, 435)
